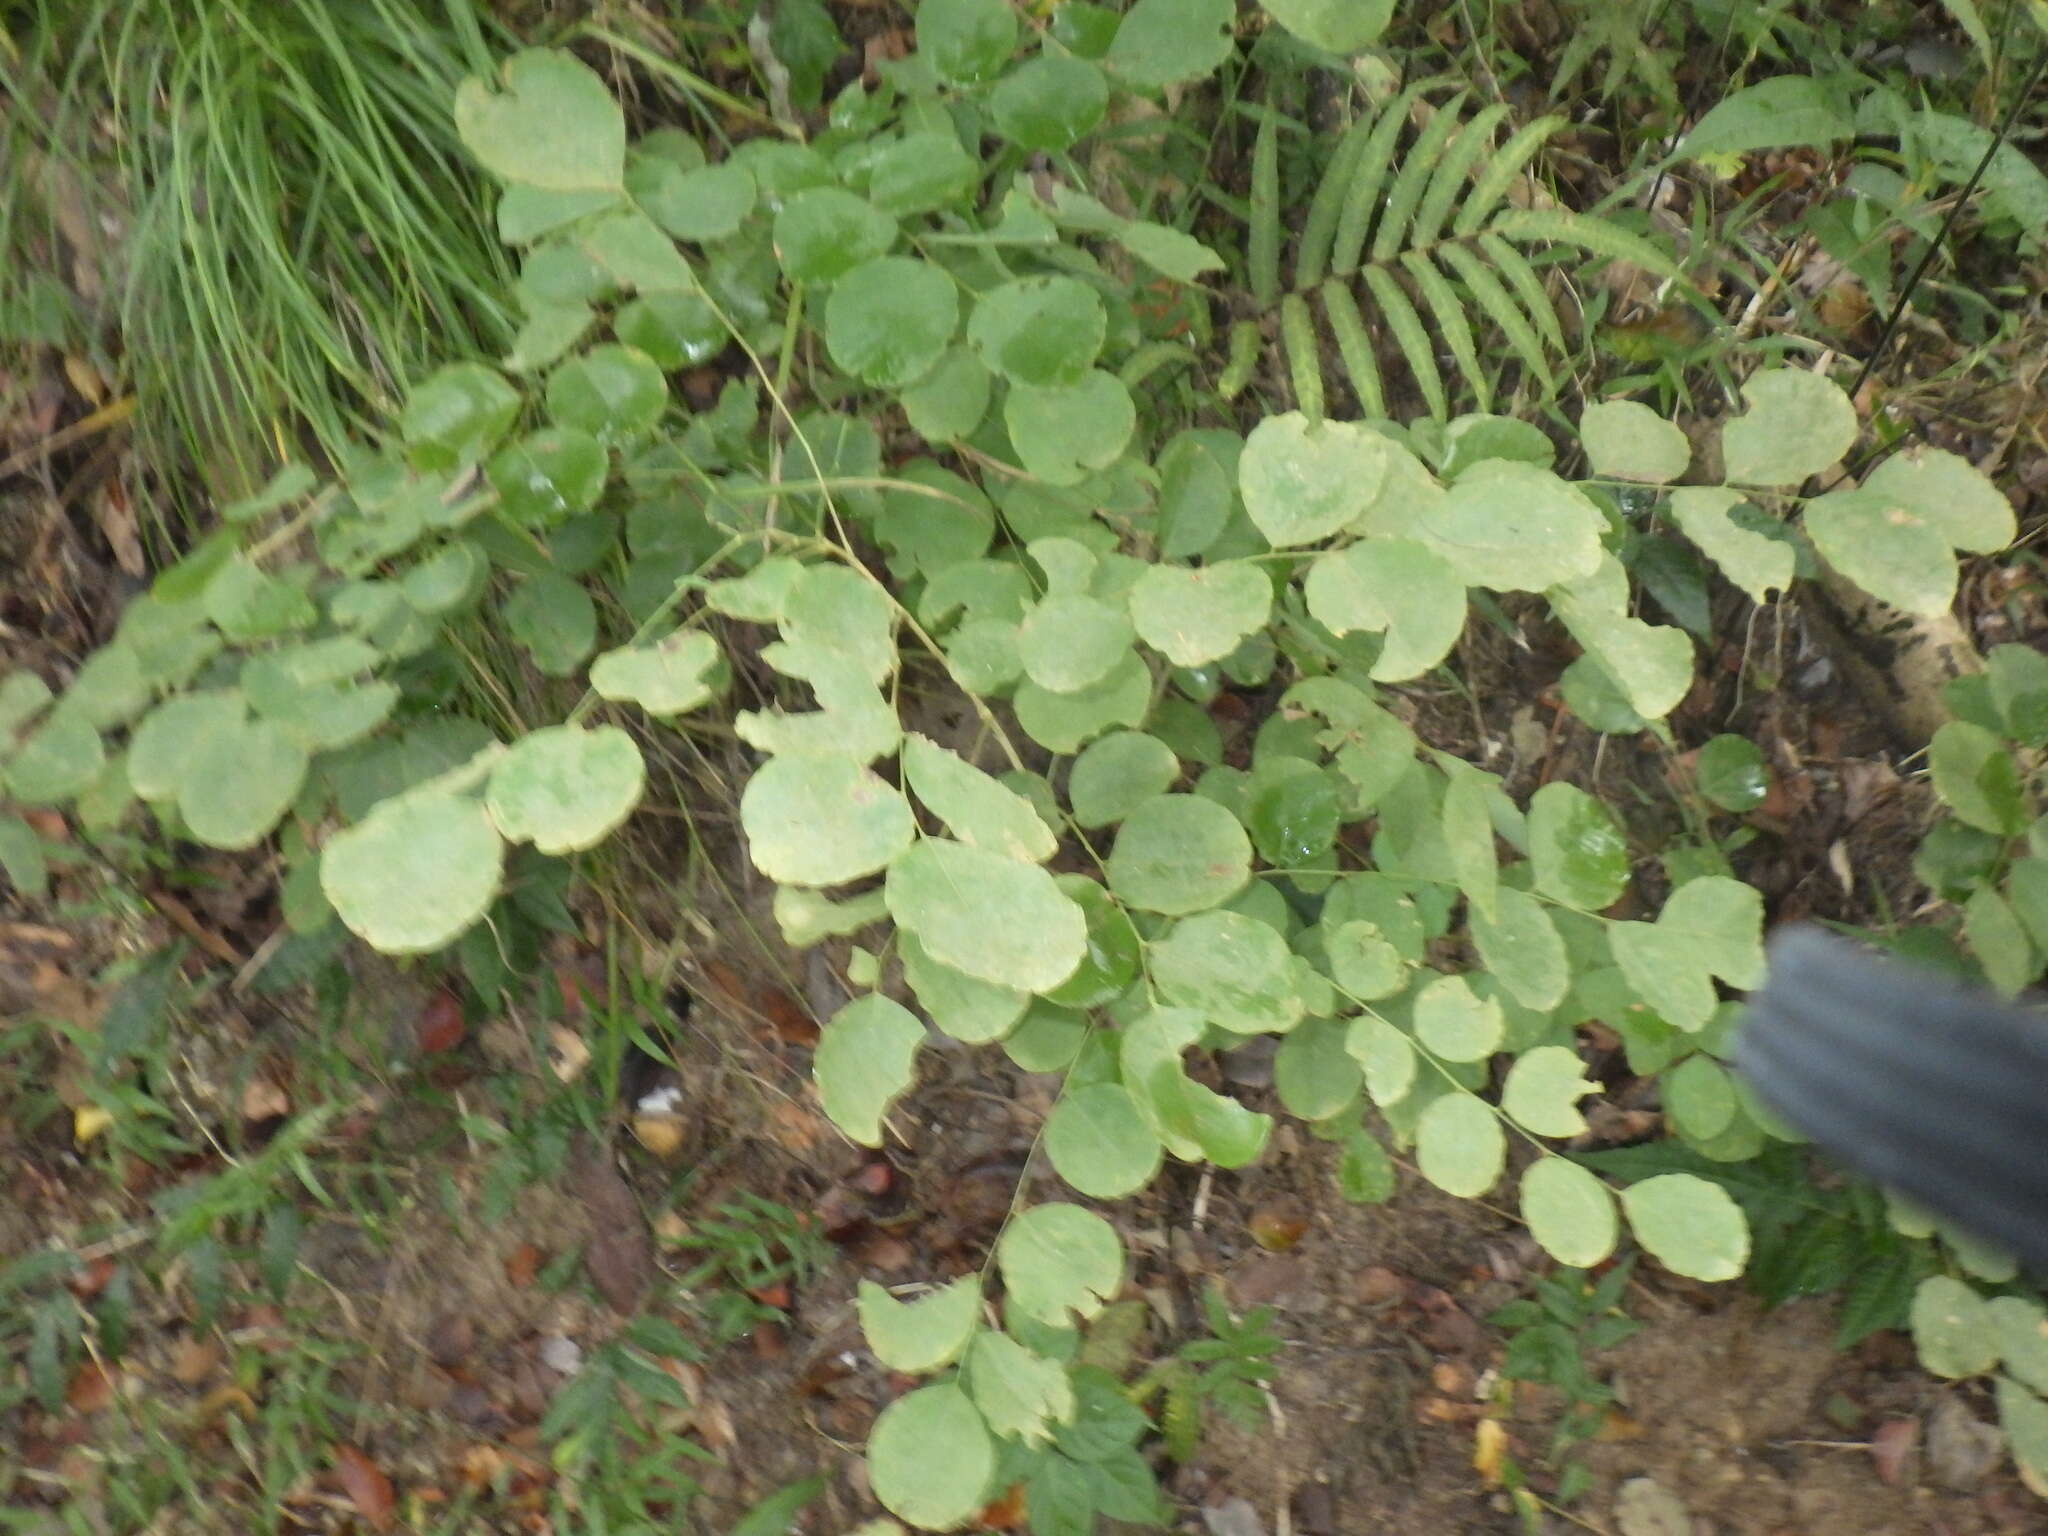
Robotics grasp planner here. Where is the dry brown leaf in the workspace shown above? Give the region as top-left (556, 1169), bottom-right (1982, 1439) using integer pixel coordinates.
top-left (240, 1077), bottom-right (290, 1123)
top-left (170, 1332), bottom-right (221, 1386)
top-left (332, 1444), bottom-right (396, 1531)
top-left (66, 1361), bottom-right (116, 1413)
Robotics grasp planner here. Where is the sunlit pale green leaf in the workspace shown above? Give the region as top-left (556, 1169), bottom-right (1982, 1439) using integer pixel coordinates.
top-left (1153, 910), bottom-right (1304, 1034)
top-left (1667, 487), bottom-right (1795, 603)
top-left (868, 1385), bottom-right (995, 1530)
top-left (1416, 1093), bottom-right (1504, 1197)
top-left (900, 931), bottom-right (1030, 1043)
top-left (1721, 369), bottom-right (1855, 486)
top-left (1239, 413), bottom-right (1388, 547)
top-left (1609, 876), bottom-right (1763, 1031)
top-left (857, 1278), bottom-right (980, 1373)
top-left (968, 276), bottom-right (1106, 389)
top-left (1128, 561), bottom-right (1273, 667)
top-left (485, 724), bottom-right (644, 854)
top-left (1413, 973), bottom-right (1504, 1061)
top-left (1521, 1157), bottom-right (1618, 1267)
top-left (1580, 400), bottom-right (1690, 483)
top-left (1043, 875), bottom-right (1142, 1008)
top-left (1469, 887), bottom-right (1568, 1011)
top-left (1045, 1082), bottom-right (1164, 1198)
top-left (1105, 794), bottom-right (1251, 914)
top-left (1420, 463), bottom-right (1605, 591)
top-left (1528, 782), bottom-right (1629, 911)
top-left (999, 1203), bottom-right (1125, 1328)
top-left (741, 754), bottom-right (914, 887)
top-left (815, 994), bottom-right (925, 1147)
top-left (886, 838), bottom-right (1086, 992)
top-left (966, 1330), bottom-right (1074, 1446)
top-left (903, 734), bottom-right (1056, 862)
top-left (5, 707), bottom-right (104, 805)
top-left (456, 50), bottom-right (625, 193)
top-left (1303, 538), bottom-right (1466, 680)
top-left (1262, 0), bottom-right (1392, 52)
top-left (1620, 1173), bottom-right (1749, 1281)
top-left (179, 718), bottom-right (307, 851)
top-left (1500, 1045), bottom-right (1595, 1137)
top-left (322, 792), bottom-right (505, 955)
top-left (590, 630), bottom-right (723, 716)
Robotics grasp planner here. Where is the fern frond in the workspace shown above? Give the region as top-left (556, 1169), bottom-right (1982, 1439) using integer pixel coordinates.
top-left (1370, 92), bottom-right (1468, 264)
top-left (1403, 251), bottom-right (1489, 410)
top-left (1438, 241), bottom-right (1553, 388)
top-left (1362, 263), bottom-right (1446, 420)
top-left (1411, 102), bottom-right (1508, 251)
top-left (1490, 206), bottom-right (1684, 282)
top-left (1249, 108), bottom-right (1281, 308)
top-left (1296, 112), bottom-right (1371, 289)
top-left (1280, 293), bottom-right (1324, 422)
top-left (1331, 80), bottom-right (1430, 276)
top-left (1476, 231), bottom-right (1568, 354)
top-left (1320, 279), bottom-right (1385, 418)
top-left (1218, 319), bottom-right (1261, 401)
top-left (1454, 114), bottom-right (1565, 237)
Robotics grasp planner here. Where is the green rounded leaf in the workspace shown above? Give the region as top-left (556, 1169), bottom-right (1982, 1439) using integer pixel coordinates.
top-left (1239, 413), bottom-right (1388, 547)
top-left (1105, 794), bottom-right (1252, 915)
top-left (1105, 0), bottom-right (1235, 88)
top-left (968, 276), bottom-right (1106, 389)
top-left (998, 1203), bottom-right (1124, 1328)
top-left (1528, 782), bottom-right (1629, 911)
top-left (901, 932), bottom-right (1029, 1043)
top-left (1244, 766), bottom-right (1339, 867)
top-left (1045, 1082), bottom-right (1164, 1199)
top-left (614, 290), bottom-right (726, 369)
top-left (857, 1278), bottom-right (981, 1373)
top-left (1694, 733), bottom-right (1768, 812)
top-left (1580, 400), bottom-right (1691, 484)
top-left (546, 344), bottom-right (667, 441)
top-left (1668, 487), bottom-right (1795, 603)
top-left (1500, 1045), bottom-right (1595, 1137)
top-left (1415, 1092), bottom-right (1505, 1197)
top-left (773, 188), bottom-right (897, 284)
top-left (1619, 1173), bottom-right (1749, 1281)
top-left (1468, 887), bottom-right (1568, 1012)
top-left (1014, 651), bottom-right (1152, 754)
top-left (1664, 1054), bottom-right (1737, 1141)
top-left (635, 161), bottom-right (755, 241)
top-left (179, 718), bottom-right (307, 850)
top-left (127, 693), bottom-right (242, 802)
top-left (1326, 920), bottom-right (1406, 1000)
top-left (1930, 720), bottom-right (2027, 836)
top-left (741, 754), bottom-right (914, 887)
top-left (990, 55), bottom-right (1108, 151)
top-left (1863, 445), bottom-right (2016, 554)
top-left (966, 1330), bottom-right (1074, 1446)
top-left (901, 348), bottom-right (992, 444)
top-left (1989, 1297), bottom-right (2048, 1395)
top-left (503, 571), bottom-right (597, 676)
top-left (825, 256), bottom-right (958, 389)
top-left (1721, 369), bottom-right (1856, 486)
top-left (1413, 973), bottom-right (1504, 1062)
top-left (868, 1384), bottom-right (996, 1531)
top-left (1154, 910), bottom-right (1304, 1034)
top-left (1347, 1015), bottom-right (1417, 1106)
top-left (485, 724), bottom-right (644, 854)
top-left (1129, 561), bottom-right (1272, 667)
top-left (903, 733), bottom-right (1056, 862)
top-left (1609, 876), bottom-right (1764, 1032)
top-left (816, 994), bottom-right (925, 1146)
top-left (1068, 731), bottom-right (1180, 830)
top-left (5, 708), bottom-right (104, 805)
top-left (1420, 463), bottom-right (1605, 591)
top-left (1520, 1157), bottom-right (1618, 1268)
top-left (1043, 875), bottom-right (1142, 1008)
top-left (590, 630), bottom-right (723, 716)
top-left (321, 792), bottom-right (505, 955)
top-left (1019, 595), bottom-right (1133, 695)
top-left (1998, 1377), bottom-right (2048, 1490)
top-left (1302, 538), bottom-right (1465, 681)
top-left (488, 427), bottom-right (608, 527)
top-left (455, 50), bottom-right (624, 192)
top-left (886, 838), bottom-right (1086, 993)
top-left (402, 362), bottom-right (521, 472)
top-left (1805, 486), bottom-right (1957, 616)
top-left (1005, 371), bottom-right (1134, 487)
top-left (1911, 1275), bottom-right (1999, 1378)
top-left (917, 0), bottom-right (1019, 84)
top-left (1262, 0), bottom-right (1392, 52)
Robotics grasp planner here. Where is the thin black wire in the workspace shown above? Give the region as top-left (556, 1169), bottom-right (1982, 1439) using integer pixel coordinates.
top-left (1844, 44), bottom-right (2048, 403)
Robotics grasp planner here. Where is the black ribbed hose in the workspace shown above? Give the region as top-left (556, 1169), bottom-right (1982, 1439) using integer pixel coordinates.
top-left (1734, 924), bottom-right (2048, 1274)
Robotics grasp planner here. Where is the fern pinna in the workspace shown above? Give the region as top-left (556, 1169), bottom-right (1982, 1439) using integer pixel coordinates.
top-left (1240, 82), bottom-right (1682, 421)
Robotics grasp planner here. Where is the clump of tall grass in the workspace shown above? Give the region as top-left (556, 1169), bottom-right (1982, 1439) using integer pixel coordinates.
top-left (2, 0), bottom-right (517, 513)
